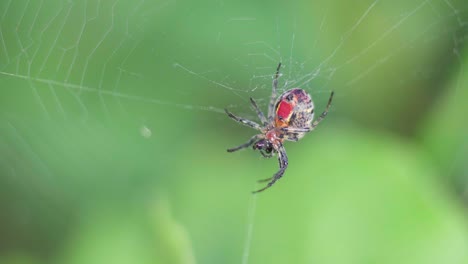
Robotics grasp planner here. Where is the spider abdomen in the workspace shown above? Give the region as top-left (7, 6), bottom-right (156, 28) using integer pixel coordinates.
top-left (275, 88), bottom-right (314, 138)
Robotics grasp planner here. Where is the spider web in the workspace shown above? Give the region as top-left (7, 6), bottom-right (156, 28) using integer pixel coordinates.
top-left (0, 0), bottom-right (467, 263)
top-left (0, 0), bottom-right (466, 122)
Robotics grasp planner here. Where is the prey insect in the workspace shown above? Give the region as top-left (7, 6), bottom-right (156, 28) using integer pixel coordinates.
top-left (225, 63), bottom-right (334, 193)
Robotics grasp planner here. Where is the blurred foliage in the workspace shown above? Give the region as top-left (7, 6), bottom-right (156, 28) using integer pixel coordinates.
top-left (1, 0), bottom-right (468, 264)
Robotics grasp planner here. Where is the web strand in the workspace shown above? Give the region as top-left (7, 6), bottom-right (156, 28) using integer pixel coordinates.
top-left (241, 187), bottom-right (258, 264)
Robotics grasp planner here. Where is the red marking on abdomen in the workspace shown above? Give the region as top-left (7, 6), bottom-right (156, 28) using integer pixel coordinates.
top-left (277, 101), bottom-right (293, 120)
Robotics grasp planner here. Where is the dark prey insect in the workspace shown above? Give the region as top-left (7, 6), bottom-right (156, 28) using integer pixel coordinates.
top-left (225, 63), bottom-right (334, 193)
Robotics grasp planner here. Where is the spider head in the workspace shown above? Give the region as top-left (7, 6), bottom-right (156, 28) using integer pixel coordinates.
top-left (253, 139), bottom-right (273, 154)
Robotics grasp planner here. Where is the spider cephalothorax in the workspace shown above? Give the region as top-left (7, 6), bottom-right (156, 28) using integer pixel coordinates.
top-left (225, 63), bottom-right (334, 193)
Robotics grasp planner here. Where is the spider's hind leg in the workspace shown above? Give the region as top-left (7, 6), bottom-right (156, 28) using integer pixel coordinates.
top-left (250, 97), bottom-right (267, 126)
top-left (267, 63), bottom-right (282, 122)
top-left (225, 108), bottom-right (262, 131)
top-left (311, 91), bottom-right (334, 129)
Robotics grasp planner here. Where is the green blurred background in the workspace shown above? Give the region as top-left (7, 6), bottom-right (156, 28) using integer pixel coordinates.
top-left (1, 0), bottom-right (468, 263)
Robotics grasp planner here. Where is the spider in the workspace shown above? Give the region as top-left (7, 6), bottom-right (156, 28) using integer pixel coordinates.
top-left (225, 63), bottom-right (334, 193)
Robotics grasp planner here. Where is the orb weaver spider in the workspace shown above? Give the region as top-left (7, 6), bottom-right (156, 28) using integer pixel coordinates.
top-left (225, 63), bottom-right (334, 193)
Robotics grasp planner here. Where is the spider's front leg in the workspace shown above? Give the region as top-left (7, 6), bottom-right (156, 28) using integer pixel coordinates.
top-left (253, 143), bottom-right (288, 193)
top-left (227, 134), bottom-right (262, 153)
top-left (259, 149), bottom-right (274, 158)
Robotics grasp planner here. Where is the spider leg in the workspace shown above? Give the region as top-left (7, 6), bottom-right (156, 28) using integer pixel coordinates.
top-left (279, 91), bottom-right (334, 134)
top-left (311, 91), bottom-right (334, 129)
top-left (225, 108), bottom-right (262, 131)
top-left (259, 149), bottom-right (273, 158)
top-left (227, 134), bottom-right (261, 152)
top-left (280, 127), bottom-right (310, 133)
top-left (279, 128), bottom-right (309, 142)
top-left (253, 143), bottom-right (288, 193)
top-left (250, 97), bottom-right (267, 125)
top-left (257, 177), bottom-right (272, 183)
top-left (267, 62), bottom-right (282, 122)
